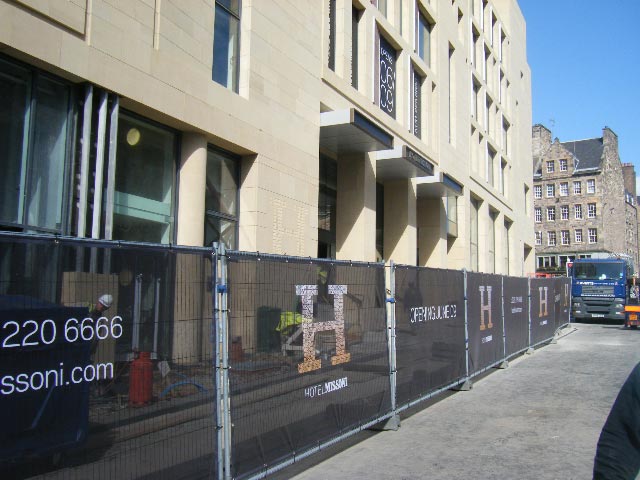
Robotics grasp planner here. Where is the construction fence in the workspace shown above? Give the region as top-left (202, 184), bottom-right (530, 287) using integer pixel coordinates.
top-left (0, 234), bottom-right (571, 479)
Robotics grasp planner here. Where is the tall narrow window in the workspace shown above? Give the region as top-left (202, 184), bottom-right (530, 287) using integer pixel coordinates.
top-left (351, 6), bottom-right (360, 87)
top-left (378, 34), bottom-right (397, 118)
top-left (205, 147), bottom-right (239, 249)
top-left (446, 195), bottom-right (458, 237)
top-left (328, 0), bottom-right (336, 71)
top-left (411, 66), bottom-right (423, 138)
top-left (470, 199), bottom-right (480, 271)
top-left (0, 58), bottom-right (73, 234)
top-left (472, 79), bottom-right (481, 120)
top-left (417, 11), bottom-right (433, 67)
top-left (487, 145), bottom-right (496, 186)
top-left (504, 220), bottom-right (511, 275)
top-left (212, 0), bottom-right (241, 92)
top-left (318, 155), bottom-right (337, 258)
top-left (448, 44), bottom-right (455, 144)
top-left (488, 210), bottom-right (497, 273)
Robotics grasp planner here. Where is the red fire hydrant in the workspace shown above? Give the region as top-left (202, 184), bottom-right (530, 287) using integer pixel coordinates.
top-left (129, 351), bottom-right (153, 406)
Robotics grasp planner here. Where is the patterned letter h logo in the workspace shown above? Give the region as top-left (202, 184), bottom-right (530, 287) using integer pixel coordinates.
top-left (539, 286), bottom-right (549, 317)
top-left (479, 286), bottom-right (493, 331)
top-left (296, 285), bottom-right (351, 374)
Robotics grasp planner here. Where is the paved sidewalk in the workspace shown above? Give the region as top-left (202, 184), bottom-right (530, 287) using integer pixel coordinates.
top-left (277, 323), bottom-right (640, 480)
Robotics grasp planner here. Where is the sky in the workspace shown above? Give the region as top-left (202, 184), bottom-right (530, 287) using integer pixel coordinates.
top-left (518, 0), bottom-right (640, 189)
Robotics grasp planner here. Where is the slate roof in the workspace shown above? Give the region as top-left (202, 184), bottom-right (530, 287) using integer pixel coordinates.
top-left (561, 137), bottom-right (604, 172)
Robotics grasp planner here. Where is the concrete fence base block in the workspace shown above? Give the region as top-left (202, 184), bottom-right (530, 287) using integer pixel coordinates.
top-left (525, 347), bottom-right (535, 355)
top-left (495, 360), bottom-right (509, 369)
top-left (451, 379), bottom-right (473, 391)
top-left (369, 414), bottom-right (401, 431)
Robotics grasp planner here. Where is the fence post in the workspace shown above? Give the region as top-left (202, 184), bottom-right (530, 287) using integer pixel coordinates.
top-left (375, 261), bottom-right (400, 430)
top-left (526, 276), bottom-right (534, 355)
top-left (214, 243), bottom-right (232, 480)
top-left (498, 276), bottom-right (508, 369)
top-left (455, 269), bottom-right (472, 390)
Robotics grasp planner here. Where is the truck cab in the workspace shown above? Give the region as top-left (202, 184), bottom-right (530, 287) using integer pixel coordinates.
top-left (570, 258), bottom-right (630, 321)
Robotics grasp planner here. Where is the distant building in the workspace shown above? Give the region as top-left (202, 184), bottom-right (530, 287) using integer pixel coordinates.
top-left (532, 125), bottom-right (638, 274)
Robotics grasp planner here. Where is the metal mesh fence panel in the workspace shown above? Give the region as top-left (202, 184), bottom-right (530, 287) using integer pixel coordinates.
top-left (554, 277), bottom-right (572, 330)
top-left (225, 253), bottom-right (390, 479)
top-left (466, 272), bottom-right (505, 375)
top-left (530, 278), bottom-right (557, 345)
top-left (394, 266), bottom-right (466, 407)
top-left (0, 235), bottom-right (217, 480)
top-left (503, 277), bottom-right (530, 358)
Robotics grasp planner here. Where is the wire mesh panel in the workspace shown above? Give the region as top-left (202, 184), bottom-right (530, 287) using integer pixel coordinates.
top-left (394, 266), bottom-right (466, 407)
top-left (0, 235), bottom-right (217, 479)
top-left (225, 253), bottom-right (390, 479)
top-left (554, 277), bottom-right (572, 330)
top-left (503, 277), bottom-right (530, 358)
top-left (530, 278), bottom-right (557, 346)
top-left (467, 272), bottom-right (505, 375)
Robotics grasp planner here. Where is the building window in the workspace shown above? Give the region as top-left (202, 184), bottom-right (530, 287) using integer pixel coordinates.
top-left (470, 198), bottom-right (480, 271)
top-left (535, 231), bottom-right (542, 245)
top-left (546, 161), bottom-right (554, 173)
top-left (587, 203), bottom-right (596, 218)
top-left (351, 6), bottom-right (360, 87)
top-left (534, 207), bottom-right (542, 223)
top-left (378, 34), bottom-right (397, 118)
top-left (472, 79), bottom-right (481, 120)
top-left (587, 179), bottom-right (596, 194)
top-left (574, 204), bottom-right (583, 220)
top-left (411, 66), bottom-right (423, 138)
top-left (547, 231), bottom-right (556, 246)
top-left (487, 146), bottom-right (496, 186)
top-left (212, 0), bottom-right (241, 92)
top-left (446, 195), bottom-right (458, 237)
top-left (417, 11), bottom-right (433, 67)
top-left (547, 207), bottom-right (555, 222)
top-left (561, 230), bottom-right (570, 246)
top-left (575, 229), bottom-right (582, 243)
top-left (448, 44), bottom-right (456, 144)
top-left (318, 155), bottom-right (337, 258)
top-left (488, 209), bottom-right (497, 273)
top-left (113, 113), bottom-right (177, 244)
top-left (546, 184), bottom-right (555, 197)
top-left (0, 59), bottom-right (73, 234)
top-left (588, 228), bottom-right (598, 244)
top-left (375, 0), bottom-right (388, 16)
top-left (538, 256), bottom-right (557, 269)
top-left (559, 182), bottom-right (569, 196)
top-left (534, 185), bottom-right (542, 199)
top-left (328, 0), bottom-right (337, 71)
top-left (573, 181), bottom-right (582, 195)
top-left (559, 159), bottom-right (568, 171)
top-left (560, 205), bottom-right (569, 220)
top-left (205, 147), bottom-right (239, 249)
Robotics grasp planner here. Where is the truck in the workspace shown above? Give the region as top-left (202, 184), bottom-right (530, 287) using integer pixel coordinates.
top-left (569, 257), bottom-right (634, 322)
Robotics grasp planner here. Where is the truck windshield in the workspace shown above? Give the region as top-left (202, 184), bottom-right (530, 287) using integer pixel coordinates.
top-left (573, 262), bottom-right (624, 280)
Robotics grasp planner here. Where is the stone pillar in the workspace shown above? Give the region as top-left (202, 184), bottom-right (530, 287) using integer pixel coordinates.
top-left (336, 154), bottom-right (377, 262)
top-left (384, 179), bottom-right (417, 265)
top-left (417, 197), bottom-right (446, 267)
top-left (176, 133), bottom-right (207, 246)
top-left (173, 133), bottom-right (207, 364)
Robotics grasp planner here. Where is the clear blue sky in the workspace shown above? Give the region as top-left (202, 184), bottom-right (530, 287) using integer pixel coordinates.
top-left (519, 0), bottom-right (640, 186)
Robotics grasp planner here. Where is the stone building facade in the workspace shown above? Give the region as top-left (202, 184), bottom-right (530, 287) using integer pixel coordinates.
top-left (532, 125), bottom-right (638, 274)
top-left (0, 0), bottom-right (534, 274)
